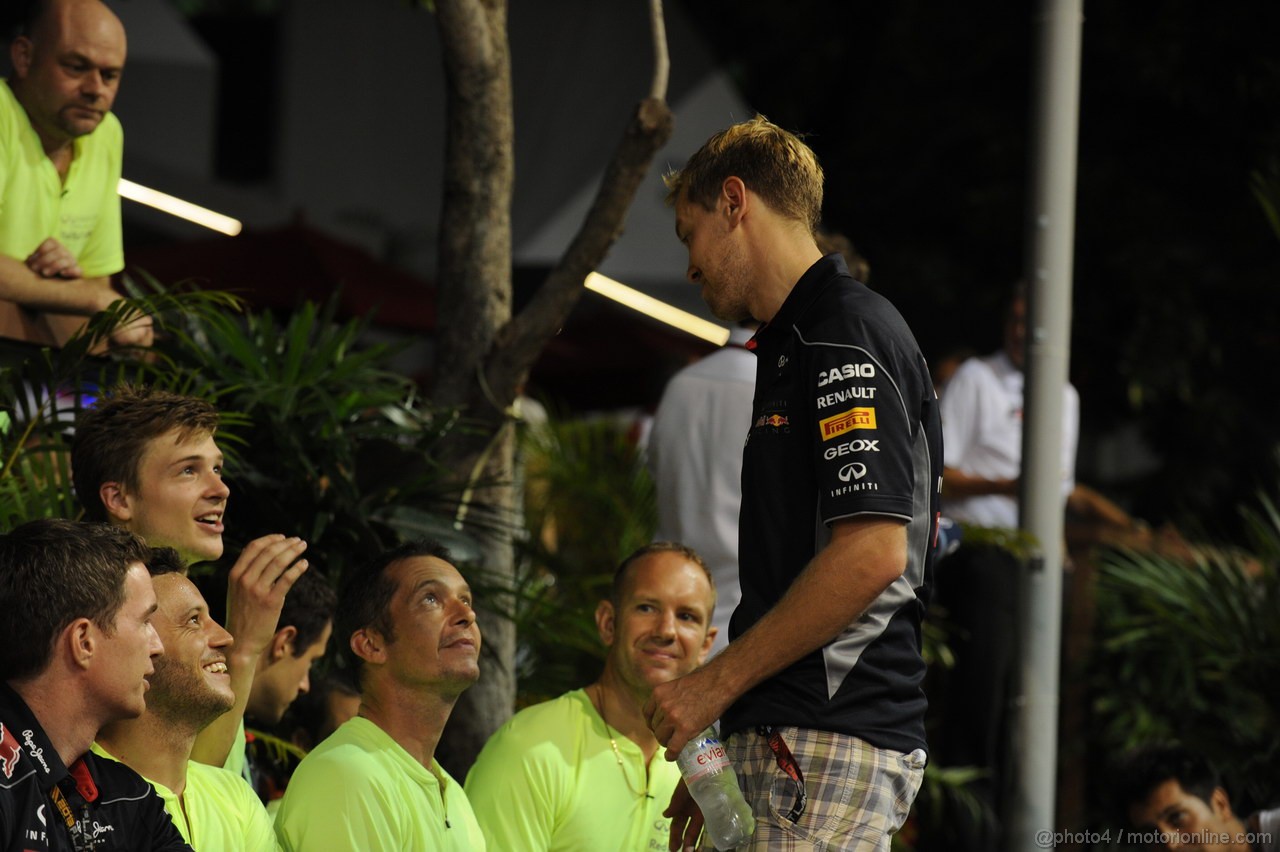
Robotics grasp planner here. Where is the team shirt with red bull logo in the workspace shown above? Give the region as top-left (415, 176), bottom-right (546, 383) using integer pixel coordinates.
top-left (724, 253), bottom-right (943, 755)
top-left (0, 683), bottom-right (190, 852)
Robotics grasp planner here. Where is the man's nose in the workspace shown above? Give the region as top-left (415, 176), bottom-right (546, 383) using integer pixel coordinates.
top-left (80, 71), bottom-right (105, 99)
top-left (451, 597), bottom-right (476, 625)
top-left (206, 474), bottom-right (230, 500)
top-left (653, 609), bottom-right (677, 639)
top-left (212, 622), bottom-right (234, 649)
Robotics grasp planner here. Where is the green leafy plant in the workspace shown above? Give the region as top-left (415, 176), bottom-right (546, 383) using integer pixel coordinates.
top-left (0, 289), bottom-right (242, 528)
top-left (1086, 498), bottom-right (1280, 831)
top-left (155, 294), bottom-right (470, 574)
top-left (0, 286), bottom-right (470, 588)
top-left (512, 413), bottom-right (657, 704)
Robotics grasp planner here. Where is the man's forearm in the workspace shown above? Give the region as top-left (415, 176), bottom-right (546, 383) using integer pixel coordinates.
top-left (0, 255), bottom-right (115, 314)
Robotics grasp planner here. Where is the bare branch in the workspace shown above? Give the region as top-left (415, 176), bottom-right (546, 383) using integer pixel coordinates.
top-left (481, 0), bottom-right (675, 407)
top-left (486, 97), bottom-right (674, 403)
top-left (649, 0), bottom-right (670, 101)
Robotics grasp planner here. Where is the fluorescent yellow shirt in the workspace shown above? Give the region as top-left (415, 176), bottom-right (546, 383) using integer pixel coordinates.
top-left (0, 78), bottom-right (124, 277)
top-left (91, 743), bottom-right (279, 851)
top-left (222, 717), bottom-right (249, 779)
top-left (464, 689), bottom-right (680, 852)
top-left (275, 716), bottom-right (485, 852)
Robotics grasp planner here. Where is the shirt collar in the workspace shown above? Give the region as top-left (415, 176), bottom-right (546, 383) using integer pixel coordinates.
top-left (749, 253), bottom-right (850, 349)
top-left (0, 681), bottom-right (71, 792)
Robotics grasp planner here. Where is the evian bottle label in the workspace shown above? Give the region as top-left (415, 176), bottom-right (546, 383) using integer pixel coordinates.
top-left (678, 732), bottom-right (731, 784)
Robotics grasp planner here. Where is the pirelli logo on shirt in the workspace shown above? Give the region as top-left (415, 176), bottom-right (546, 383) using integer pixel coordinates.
top-left (819, 406), bottom-right (877, 440)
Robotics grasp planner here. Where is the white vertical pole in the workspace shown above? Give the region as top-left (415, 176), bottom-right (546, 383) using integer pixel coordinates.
top-left (1007, 0), bottom-right (1083, 850)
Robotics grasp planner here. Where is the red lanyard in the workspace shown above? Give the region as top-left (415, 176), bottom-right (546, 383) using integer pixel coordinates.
top-left (759, 726), bottom-right (807, 823)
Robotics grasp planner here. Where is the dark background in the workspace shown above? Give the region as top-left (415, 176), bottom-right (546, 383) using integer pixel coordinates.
top-left (680, 0), bottom-right (1280, 539)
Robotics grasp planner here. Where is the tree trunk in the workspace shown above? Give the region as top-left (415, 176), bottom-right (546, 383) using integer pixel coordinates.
top-left (430, 0), bottom-right (516, 777)
top-left (430, 0), bottom-right (674, 775)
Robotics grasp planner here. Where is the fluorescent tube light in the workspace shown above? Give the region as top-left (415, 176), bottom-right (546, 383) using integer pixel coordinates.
top-left (118, 179), bottom-right (242, 236)
top-left (585, 272), bottom-right (729, 345)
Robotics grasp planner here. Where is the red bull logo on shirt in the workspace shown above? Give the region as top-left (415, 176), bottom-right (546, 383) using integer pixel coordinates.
top-left (754, 414), bottom-right (790, 429)
top-left (0, 723), bottom-right (21, 779)
top-left (819, 407), bottom-right (877, 440)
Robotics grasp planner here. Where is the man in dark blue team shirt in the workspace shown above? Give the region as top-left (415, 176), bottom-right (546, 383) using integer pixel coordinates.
top-left (646, 116), bottom-right (942, 851)
top-left (0, 519), bottom-right (191, 851)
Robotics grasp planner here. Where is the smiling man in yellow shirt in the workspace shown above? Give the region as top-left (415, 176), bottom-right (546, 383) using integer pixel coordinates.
top-left (464, 542), bottom-right (717, 851)
top-left (95, 547), bottom-right (279, 851)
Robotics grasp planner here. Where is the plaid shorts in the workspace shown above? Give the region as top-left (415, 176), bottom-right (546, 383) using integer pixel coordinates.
top-left (722, 727), bottom-right (926, 851)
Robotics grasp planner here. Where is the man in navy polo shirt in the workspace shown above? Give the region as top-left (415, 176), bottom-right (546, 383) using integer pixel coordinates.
top-left (0, 519), bottom-right (191, 851)
top-left (645, 115), bottom-right (942, 851)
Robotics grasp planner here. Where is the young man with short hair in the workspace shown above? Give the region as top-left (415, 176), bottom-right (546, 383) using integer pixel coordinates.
top-left (245, 568), bottom-right (336, 730)
top-left (465, 542), bottom-right (717, 850)
top-left (0, 519), bottom-right (190, 850)
top-left (274, 540), bottom-right (485, 851)
top-left (647, 116), bottom-right (941, 850)
top-left (1117, 743), bottom-right (1278, 852)
top-left (95, 547), bottom-right (279, 851)
top-left (72, 384), bottom-right (309, 768)
top-left (242, 567), bottom-right (337, 806)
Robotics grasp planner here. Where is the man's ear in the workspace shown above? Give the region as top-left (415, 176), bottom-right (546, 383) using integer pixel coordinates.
top-left (696, 626), bottom-right (718, 665)
top-left (269, 626), bottom-right (298, 663)
top-left (10, 37), bottom-right (33, 79)
top-left (99, 482), bottom-right (133, 523)
top-left (1210, 786), bottom-right (1234, 820)
top-left (350, 628), bottom-right (385, 666)
top-left (721, 176), bottom-right (749, 225)
top-left (66, 618), bottom-right (96, 670)
top-left (595, 600), bottom-right (616, 647)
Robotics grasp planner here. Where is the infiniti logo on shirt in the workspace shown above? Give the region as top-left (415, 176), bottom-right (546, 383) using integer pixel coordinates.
top-left (838, 462), bottom-right (868, 482)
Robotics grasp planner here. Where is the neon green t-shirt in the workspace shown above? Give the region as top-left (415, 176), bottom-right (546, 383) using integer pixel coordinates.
top-left (0, 79), bottom-right (124, 278)
top-left (464, 689), bottom-right (680, 852)
top-left (274, 716), bottom-right (485, 852)
top-left (222, 717), bottom-right (249, 780)
top-left (92, 743), bottom-right (279, 851)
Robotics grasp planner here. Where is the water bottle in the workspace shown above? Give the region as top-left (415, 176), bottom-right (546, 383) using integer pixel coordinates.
top-left (676, 727), bottom-right (755, 850)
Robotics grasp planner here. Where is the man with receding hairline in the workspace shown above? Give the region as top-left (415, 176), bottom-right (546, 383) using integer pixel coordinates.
top-left (1, 0), bottom-right (150, 347)
top-left (465, 542), bottom-right (717, 850)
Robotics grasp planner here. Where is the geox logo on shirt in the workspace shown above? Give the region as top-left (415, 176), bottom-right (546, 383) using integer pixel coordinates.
top-left (819, 407), bottom-right (877, 440)
top-left (0, 723), bottom-right (20, 779)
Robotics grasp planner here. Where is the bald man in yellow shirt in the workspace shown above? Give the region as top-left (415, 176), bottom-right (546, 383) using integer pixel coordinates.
top-left (0, 0), bottom-right (149, 347)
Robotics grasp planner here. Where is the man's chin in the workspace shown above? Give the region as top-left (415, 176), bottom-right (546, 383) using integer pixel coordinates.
top-left (186, 541), bottom-right (224, 566)
top-left (60, 115), bottom-right (103, 137)
top-left (703, 294), bottom-right (750, 324)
